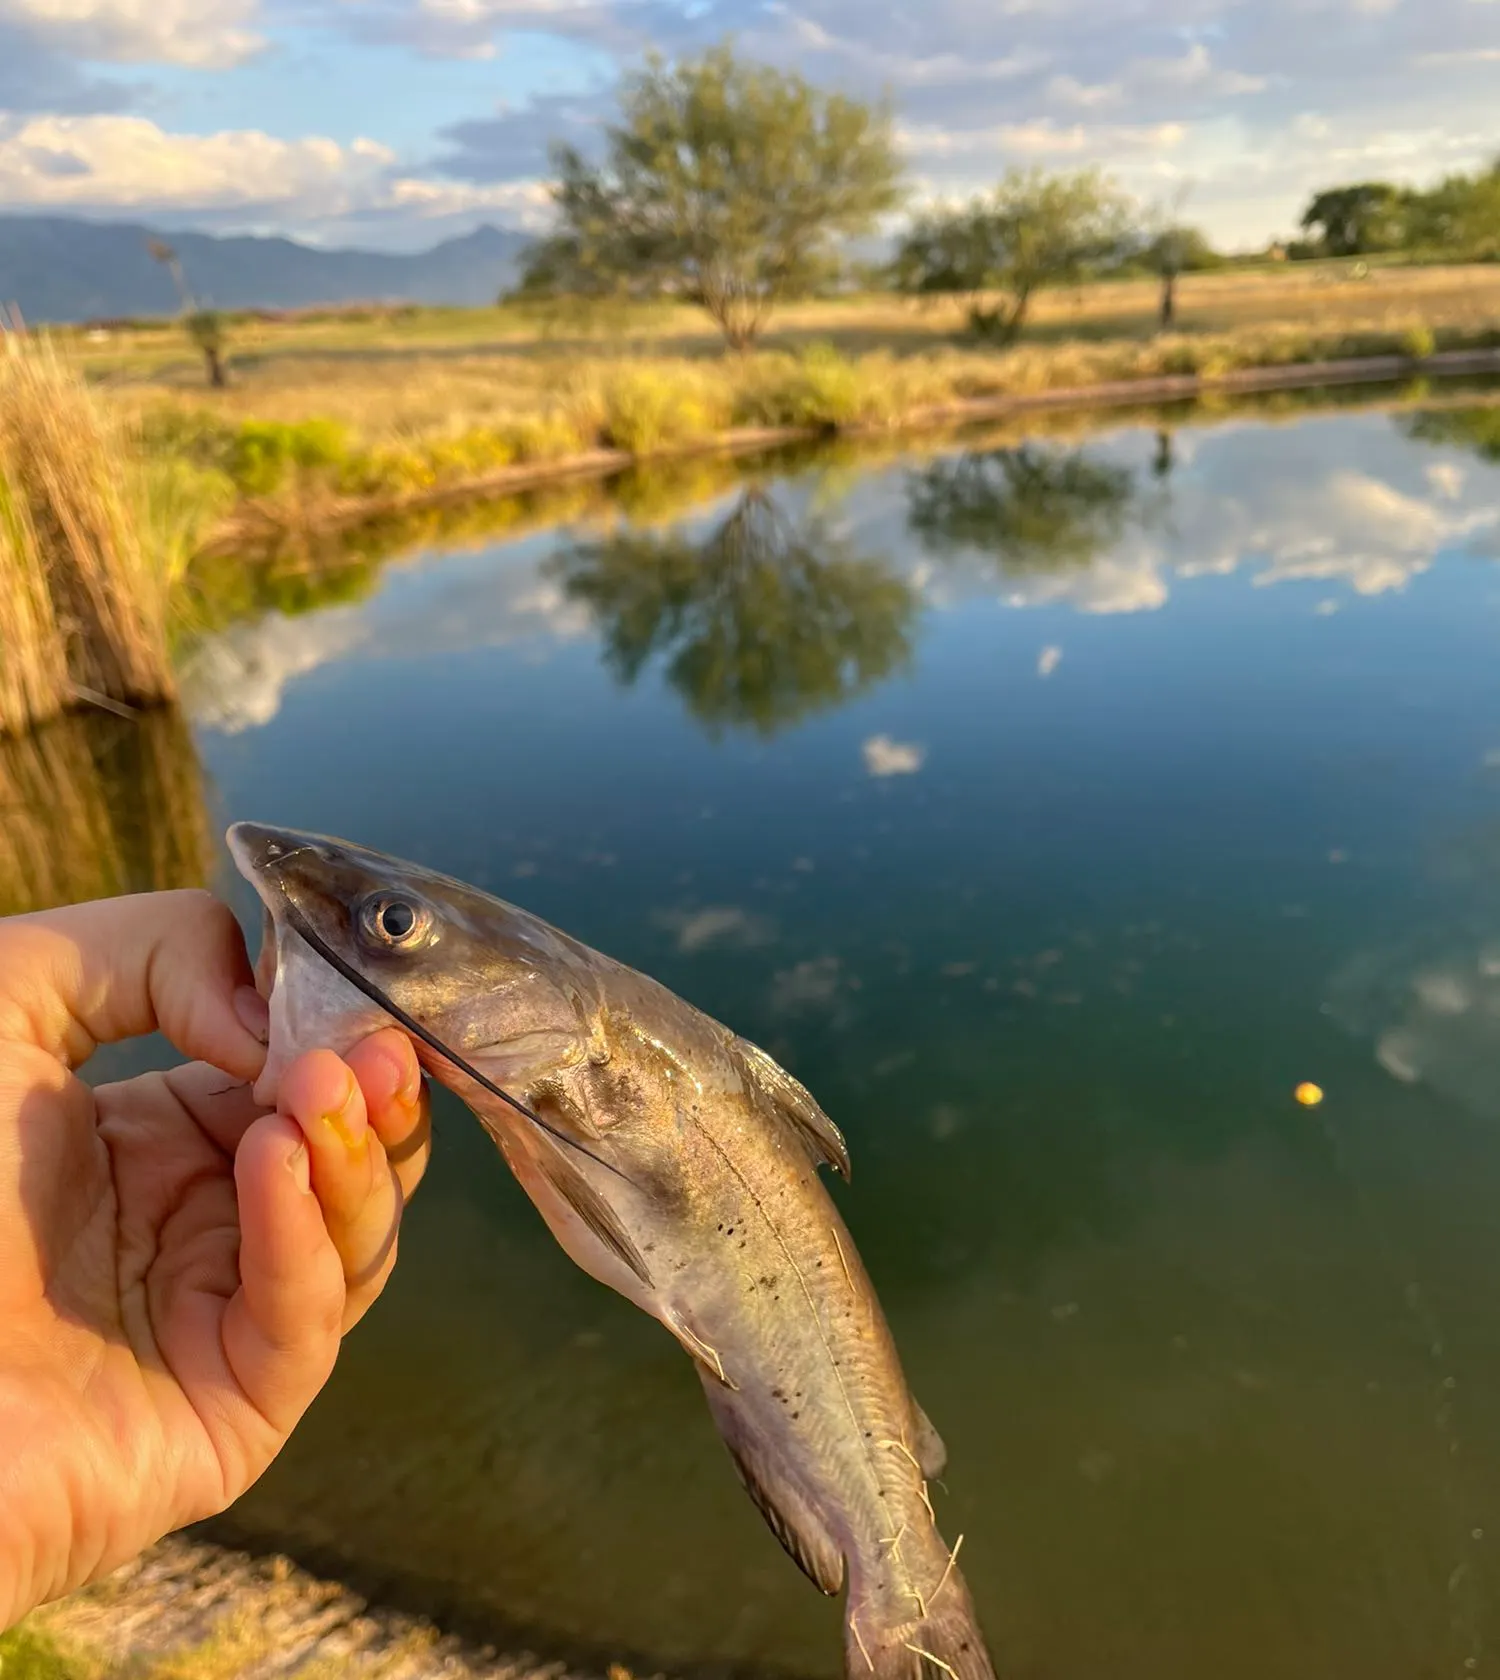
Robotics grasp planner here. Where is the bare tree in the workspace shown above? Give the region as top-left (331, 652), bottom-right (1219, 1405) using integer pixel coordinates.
top-left (146, 239), bottom-right (193, 311)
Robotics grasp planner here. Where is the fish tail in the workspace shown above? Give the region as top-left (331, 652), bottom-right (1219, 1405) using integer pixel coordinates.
top-left (845, 1562), bottom-right (996, 1680)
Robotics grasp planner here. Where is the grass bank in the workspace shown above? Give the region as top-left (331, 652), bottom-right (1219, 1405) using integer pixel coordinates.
top-left (118, 321), bottom-right (1500, 548)
top-left (2, 1537), bottom-right (633, 1680)
top-left (55, 261), bottom-right (1495, 545)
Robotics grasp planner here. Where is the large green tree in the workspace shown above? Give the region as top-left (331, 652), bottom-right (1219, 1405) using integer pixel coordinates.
top-left (1408, 163), bottom-right (1500, 258)
top-left (516, 45), bottom-right (902, 349)
top-left (1298, 182), bottom-right (1413, 256)
top-left (550, 487), bottom-right (916, 736)
top-left (893, 168), bottom-right (1133, 344)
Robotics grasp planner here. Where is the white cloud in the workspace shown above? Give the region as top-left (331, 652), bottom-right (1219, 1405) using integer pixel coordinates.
top-left (1038, 645), bottom-right (1063, 677)
top-left (5, 0), bottom-right (1499, 247)
top-left (899, 118), bottom-right (1187, 161)
top-left (862, 735), bottom-right (926, 776)
top-left (0, 0), bottom-right (261, 66)
top-left (0, 114), bottom-right (550, 228)
top-left (0, 116), bottom-right (383, 210)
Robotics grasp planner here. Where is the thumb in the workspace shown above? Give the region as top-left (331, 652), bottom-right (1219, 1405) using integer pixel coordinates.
top-left (0, 891), bottom-right (266, 1079)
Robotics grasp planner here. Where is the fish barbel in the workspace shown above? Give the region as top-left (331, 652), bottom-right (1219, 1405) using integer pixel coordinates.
top-left (229, 820), bottom-right (996, 1680)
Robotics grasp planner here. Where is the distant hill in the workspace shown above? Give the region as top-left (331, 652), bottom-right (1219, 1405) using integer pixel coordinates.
top-left (0, 217), bottom-right (532, 323)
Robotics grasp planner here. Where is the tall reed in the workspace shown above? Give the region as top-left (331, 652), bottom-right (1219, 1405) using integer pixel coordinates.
top-left (0, 344), bottom-right (176, 734)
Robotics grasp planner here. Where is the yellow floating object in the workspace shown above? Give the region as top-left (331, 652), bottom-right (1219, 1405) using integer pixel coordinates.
top-left (1295, 1082), bottom-right (1324, 1107)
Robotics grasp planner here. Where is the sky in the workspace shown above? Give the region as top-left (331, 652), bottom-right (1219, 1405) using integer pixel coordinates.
top-left (0, 0), bottom-right (1497, 252)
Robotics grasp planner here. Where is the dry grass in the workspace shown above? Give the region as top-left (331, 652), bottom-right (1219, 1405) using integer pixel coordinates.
top-left (0, 346), bottom-right (180, 733)
top-left (8, 1537), bottom-right (637, 1680)
top-left (62, 263), bottom-right (1495, 536)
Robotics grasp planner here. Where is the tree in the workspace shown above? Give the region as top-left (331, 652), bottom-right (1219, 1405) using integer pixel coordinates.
top-left (893, 168), bottom-right (1133, 344)
top-left (1135, 182), bottom-right (1220, 331)
top-left (1408, 162), bottom-right (1500, 259)
top-left (1142, 225), bottom-right (1225, 329)
top-left (1299, 183), bottom-right (1411, 256)
top-left (146, 239), bottom-right (192, 311)
top-left (907, 444), bottom-right (1138, 573)
top-left (185, 309), bottom-right (229, 389)
top-left (145, 239), bottom-right (227, 387)
top-left (515, 45), bottom-right (903, 349)
top-left (549, 487), bottom-right (916, 735)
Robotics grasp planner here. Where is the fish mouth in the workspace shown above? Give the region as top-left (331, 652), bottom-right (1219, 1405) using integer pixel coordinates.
top-left (227, 820), bottom-right (329, 900)
top-left (226, 820), bottom-right (335, 1006)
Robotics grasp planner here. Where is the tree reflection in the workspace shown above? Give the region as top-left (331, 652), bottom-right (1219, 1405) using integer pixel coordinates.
top-left (551, 488), bottom-right (916, 737)
top-left (1404, 404), bottom-right (1500, 464)
top-left (906, 443), bottom-right (1138, 573)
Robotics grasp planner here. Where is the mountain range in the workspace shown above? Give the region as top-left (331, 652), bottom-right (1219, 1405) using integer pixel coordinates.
top-left (0, 217), bottom-right (532, 323)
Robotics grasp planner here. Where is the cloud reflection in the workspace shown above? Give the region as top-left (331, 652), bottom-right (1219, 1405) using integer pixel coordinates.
top-left (863, 735), bottom-right (926, 776)
top-left (910, 409), bottom-right (1500, 617)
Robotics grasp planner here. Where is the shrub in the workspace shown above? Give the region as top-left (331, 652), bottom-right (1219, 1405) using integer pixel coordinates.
top-left (733, 343), bottom-right (869, 429)
top-left (597, 367), bottom-right (727, 454)
top-left (225, 418), bottom-right (350, 497)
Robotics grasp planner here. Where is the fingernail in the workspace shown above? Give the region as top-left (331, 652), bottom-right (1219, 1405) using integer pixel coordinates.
top-left (286, 1138), bottom-right (311, 1193)
top-left (234, 985), bottom-right (270, 1044)
top-left (397, 1049), bottom-right (422, 1108)
top-left (366, 1034), bottom-right (420, 1109)
top-left (321, 1074), bottom-right (367, 1156)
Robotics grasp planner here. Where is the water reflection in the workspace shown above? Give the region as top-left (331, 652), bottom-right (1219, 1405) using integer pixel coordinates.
top-left (907, 444), bottom-right (1141, 576)
top-left (550, 486), bottom-right (917, 737)
top-left (1404, 401), bottom-right (1500, 466)
top-left (0, 705), bottom-right (211, 916)
top-left (170, 391), bottom-right (1500, 743)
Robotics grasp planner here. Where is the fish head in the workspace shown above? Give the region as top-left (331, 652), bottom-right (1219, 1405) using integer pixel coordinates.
top-left (228, 821), bottom-right (588, 1110)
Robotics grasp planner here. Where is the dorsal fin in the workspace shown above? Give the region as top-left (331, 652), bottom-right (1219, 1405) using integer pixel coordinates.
top-left (733, 1038), bottom-right (851, 1181)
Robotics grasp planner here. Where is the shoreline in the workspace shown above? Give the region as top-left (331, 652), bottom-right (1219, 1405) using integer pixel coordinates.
top-left (24, 1535), bottom-right (634, 1680)
top-left (199, 344), bottom-right (1500, 556)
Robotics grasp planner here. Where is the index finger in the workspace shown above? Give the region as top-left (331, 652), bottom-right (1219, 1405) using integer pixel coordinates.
top-left (0, 891), bottom-right (266, 1080)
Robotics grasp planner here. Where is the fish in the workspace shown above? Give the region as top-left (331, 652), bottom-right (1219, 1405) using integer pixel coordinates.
top-left (228, 820), bottom-right (996, 1680)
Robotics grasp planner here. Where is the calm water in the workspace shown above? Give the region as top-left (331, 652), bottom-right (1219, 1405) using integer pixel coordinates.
top-left (25, 390), bottom-right (1500, 1679)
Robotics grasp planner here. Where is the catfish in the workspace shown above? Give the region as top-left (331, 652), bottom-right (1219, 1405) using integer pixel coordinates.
top-left (229, 821), bottom-right (995, 1680)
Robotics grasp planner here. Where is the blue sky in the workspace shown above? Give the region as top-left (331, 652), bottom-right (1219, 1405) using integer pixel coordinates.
top-left (0, 0), bottom-right (1497, 251)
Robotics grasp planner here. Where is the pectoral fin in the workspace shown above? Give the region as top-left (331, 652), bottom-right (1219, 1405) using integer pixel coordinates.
top-left (701, 1383), bottom-right (845, 1596)
top-left (734, 1038), bottom-right (852, 1181)
top-left (531, 1134), bottom-right (653, 1290)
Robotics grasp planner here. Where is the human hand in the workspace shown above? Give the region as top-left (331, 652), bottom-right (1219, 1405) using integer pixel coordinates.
top-left (0, 891), bottom-right (431, 1628)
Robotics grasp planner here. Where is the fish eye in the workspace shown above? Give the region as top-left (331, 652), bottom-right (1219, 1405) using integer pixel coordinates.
top-left (359, 894), bottom-right (432, 950)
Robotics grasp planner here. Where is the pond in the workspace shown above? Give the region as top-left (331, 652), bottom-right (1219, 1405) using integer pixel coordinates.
top-left (17, 387), bottom-right (1500, 1680)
